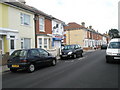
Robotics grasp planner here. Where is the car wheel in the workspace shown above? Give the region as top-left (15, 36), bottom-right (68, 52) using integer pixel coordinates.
top-left (73, 54), bottom-right (77, 59)
top-left (106, 59), bottom-right (110, 63)
top-left (51, 59), bottom-right (56, 66)
top-left (81, 53), bottom-right (83, 57)
top-left (10, 68), bottom-right (18, 73)
top-left (27, 64), bottom-right (35, 73)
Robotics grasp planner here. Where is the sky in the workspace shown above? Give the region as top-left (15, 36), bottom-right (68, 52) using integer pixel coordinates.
top-left (25, 0), bottom-right (119, 34)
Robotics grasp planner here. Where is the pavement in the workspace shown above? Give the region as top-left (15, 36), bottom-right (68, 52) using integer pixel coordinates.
top-left (0, 49), bottom-right (96, 73)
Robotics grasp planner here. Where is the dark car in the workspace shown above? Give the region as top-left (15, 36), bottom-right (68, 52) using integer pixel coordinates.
top-left (101, 44), bottom-right (107, 49)
top-left (60, 44), bottom-right (83, 59)
top-left (7, 48), bottom-right (56, 73)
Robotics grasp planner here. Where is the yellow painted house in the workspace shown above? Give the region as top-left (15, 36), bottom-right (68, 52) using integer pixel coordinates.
top-left (0, 2), bottom-right (35, 55)
top-left (64, 22), bottom-right (87, 47)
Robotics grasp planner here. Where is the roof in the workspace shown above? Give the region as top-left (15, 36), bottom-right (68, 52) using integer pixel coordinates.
top-left (64, 22), bottom-right (85, 30)
top-left (4, 2), bottom-right (52, 19)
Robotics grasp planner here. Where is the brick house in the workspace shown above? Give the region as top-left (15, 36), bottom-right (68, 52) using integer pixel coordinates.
top-left (33, 8), bottom-right (53, 49)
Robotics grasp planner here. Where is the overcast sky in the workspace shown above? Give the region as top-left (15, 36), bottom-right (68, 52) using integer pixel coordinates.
top-left (26, 0), bottom-right (119, 34)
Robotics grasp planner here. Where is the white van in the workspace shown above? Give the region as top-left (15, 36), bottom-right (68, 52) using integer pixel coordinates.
top-left (106, 38), bottom-right (120, 63)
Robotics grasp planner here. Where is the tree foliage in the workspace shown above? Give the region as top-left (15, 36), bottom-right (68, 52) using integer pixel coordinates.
top-left (108, 29), bottom-right (120, 38)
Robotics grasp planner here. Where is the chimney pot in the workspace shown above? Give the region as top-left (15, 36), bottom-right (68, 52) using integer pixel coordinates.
top-left (81, 22), bottom-right (85, 27)
top-left (89, 26), bottom-right (92, 29)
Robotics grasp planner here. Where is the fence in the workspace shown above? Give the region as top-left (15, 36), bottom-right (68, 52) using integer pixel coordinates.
top-left (0, 52), bottom-right (9, 66)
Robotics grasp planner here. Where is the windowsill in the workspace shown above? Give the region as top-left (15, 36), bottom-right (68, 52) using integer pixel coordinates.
top-left (21, 24), bottom-right (31, 27)
top-left (39, 30), bottom-right (45, 32)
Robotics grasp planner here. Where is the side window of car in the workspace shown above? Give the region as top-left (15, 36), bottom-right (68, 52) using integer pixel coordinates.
top-left (28, 50), bottom-right (40, 58)
top-left (78, 45), bottom-right (81, 48)
top-left (74, 45), bottom-right (79, 49)
top-left (38, 49), bottom-right (49, 57)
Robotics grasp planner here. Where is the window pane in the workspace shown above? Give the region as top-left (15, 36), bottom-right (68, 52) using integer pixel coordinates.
top-left (24, 14), bottom-right (30, 25)
top-left (39, 18), bottom-right (44, 31)
top-left (39, 38), bottom-right (42, 48)
top-left (30, 50), bottom-right (40, 57)
top-left (24, 38), bottom-right (31, 49)
top-left (44, 39), bottom-right (47, 48)
top-left (38, 49), bottom-right (48, 57)
top-left (21, 42), bottom-right (23, 49)
top-left (11, 40), bottom-right (14, 49)
top-left (20, 13), bottom-right (24, 24)
top-left (21, 13), bottom-right (30, 25)
top-left (40, 25), bottom-right (43, 30)
top-left (44, 39), bottom-right (47, 44)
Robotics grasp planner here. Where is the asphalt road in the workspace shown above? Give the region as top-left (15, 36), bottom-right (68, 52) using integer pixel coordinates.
top-left (2, 50), bottom-right (120, 88)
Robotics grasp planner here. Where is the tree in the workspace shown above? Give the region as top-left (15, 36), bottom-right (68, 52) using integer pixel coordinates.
top-left (108, 29), bottom-right (120, 38)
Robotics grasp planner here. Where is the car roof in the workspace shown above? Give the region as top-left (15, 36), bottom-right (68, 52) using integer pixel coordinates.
top-left (110, 38), bottom-right (120, 42)
top-left (14, 48), bottom-right (43, 51)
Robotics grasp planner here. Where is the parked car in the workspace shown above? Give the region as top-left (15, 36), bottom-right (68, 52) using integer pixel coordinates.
top-left (101, 44), bottom-right (107, 49)
top-left (7, 48), bottom-right (56, 73)
top-left (106, 38), bottom-right (120, 63)
top-left (60, 44), bottom-right (83, 59)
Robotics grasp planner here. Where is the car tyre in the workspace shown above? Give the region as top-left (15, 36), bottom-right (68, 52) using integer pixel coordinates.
top-left (73, 54), bottom-right (77, 59)
top-left (81, 53), bottom-right (83, 57)
top-left (51, 59), bottom-right (56, 66)
top-left (10, 68), bottom-right (17, 73)
top-left (106, 59), bottom-right (111, 63)
top-left (27, 64), bottom-right (35, 73)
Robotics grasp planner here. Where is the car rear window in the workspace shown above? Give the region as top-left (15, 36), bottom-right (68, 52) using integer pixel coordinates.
top-left (108, 42), bottom-right (120, 49)
top-left (63, 45), bottom-right (74, 50)
top-left (10, 50), bottom-right (27, 58)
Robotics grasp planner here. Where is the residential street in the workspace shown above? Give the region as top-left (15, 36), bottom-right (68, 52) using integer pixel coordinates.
top-left (2, 50), bottom-right (119, 88)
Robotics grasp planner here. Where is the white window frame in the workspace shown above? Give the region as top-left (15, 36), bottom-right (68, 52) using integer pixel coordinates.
top-left (39, 17), bottom-right (45, 32)
top-left (20, 13), bottom-right (30, 26)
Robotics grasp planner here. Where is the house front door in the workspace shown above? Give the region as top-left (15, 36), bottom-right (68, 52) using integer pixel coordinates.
top-left (10, 36), bottom-right (16, 54)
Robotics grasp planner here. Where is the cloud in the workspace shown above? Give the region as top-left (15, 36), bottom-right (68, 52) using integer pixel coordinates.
top-left (26, 0), bottom-right (119, 34)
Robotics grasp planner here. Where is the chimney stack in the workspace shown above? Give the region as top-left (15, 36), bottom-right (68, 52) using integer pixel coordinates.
top-left (81, 22), bottom-right (85, 27)
top-left (89, 26), bottom-right (92, 29)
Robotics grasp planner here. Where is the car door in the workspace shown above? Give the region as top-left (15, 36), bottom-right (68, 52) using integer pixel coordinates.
top-left (27, 49), bottom-right (42, 67)
top-left (75, 45), bottom-right (81, 56)
top-left (77, 45), bottom-right (83, 55)
top-left (38, 49), bottom-right (53, 65)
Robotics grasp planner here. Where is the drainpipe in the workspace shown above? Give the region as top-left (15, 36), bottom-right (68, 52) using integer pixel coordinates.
top-left (34, 15), bottom-right (38, 48)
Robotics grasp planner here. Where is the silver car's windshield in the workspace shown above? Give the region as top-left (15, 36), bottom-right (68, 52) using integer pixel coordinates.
top-left (108, 42), bottom-right (120, 49)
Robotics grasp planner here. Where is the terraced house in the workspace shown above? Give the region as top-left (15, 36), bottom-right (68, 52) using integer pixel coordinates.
top-left (0, 1), bottom-right (35, 54)
top-left (64, 22), bottom-right (108, 50)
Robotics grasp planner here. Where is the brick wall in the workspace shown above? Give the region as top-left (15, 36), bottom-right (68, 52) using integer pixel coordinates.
top-left (35, 15), bottom-right (52, 34)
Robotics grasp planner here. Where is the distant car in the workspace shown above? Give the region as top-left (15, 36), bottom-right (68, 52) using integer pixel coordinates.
top-left (101, 44), bottom-right (107, 49)
top-left (106, 38), bottom-right (120, 63)
top-left (60, 44), bottom-right (83, 59)
top-left (7, 48), bottom-right (56, 73)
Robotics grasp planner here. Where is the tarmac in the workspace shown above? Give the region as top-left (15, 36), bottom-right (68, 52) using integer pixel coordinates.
top-left (0, 49), bottom-right (96, 73)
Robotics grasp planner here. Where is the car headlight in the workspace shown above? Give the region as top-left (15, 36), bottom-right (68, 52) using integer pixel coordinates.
top-left (68, 52), bottom-right (72, 55)
top-left (106, 52), bottom-right (112, 55)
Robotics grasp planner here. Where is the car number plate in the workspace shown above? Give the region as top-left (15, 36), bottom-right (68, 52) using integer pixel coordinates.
top-left (114, 57), bottom-right (120, 59)
top-left (62, 55), bottom-right (67, 57)
top-left (12, 65), bottom-right (19, 67)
